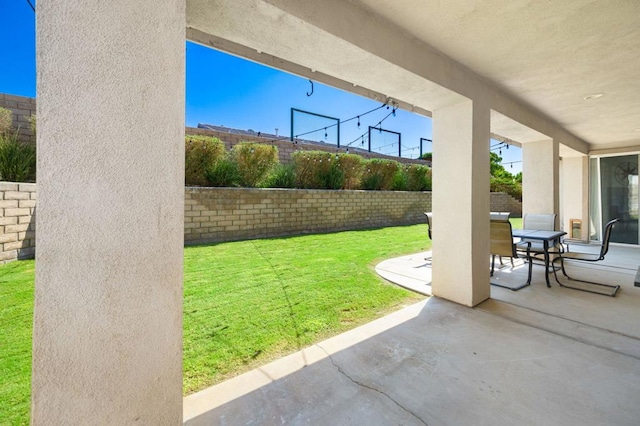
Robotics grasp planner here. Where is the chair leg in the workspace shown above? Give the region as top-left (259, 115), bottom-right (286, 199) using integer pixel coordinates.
top-left (491, 255), bottom-right (495, 277)
top-left (551, 256), bottom-right (620, 297)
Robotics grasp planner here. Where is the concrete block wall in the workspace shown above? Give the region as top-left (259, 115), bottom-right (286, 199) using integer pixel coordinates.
top-left (490, 192), bottom-right (522, 217)
top-left (185, 187), bottom-right (432, 244)
top-left (0, 182), bottom-right (36, 263)
top-left (0, 93), bottom-right (36, 143)
top-left (0, 182), bottom-right (522, 262)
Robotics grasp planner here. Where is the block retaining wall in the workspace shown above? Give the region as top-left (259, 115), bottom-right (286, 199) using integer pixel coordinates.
top-left (0, 182), bottom-right (521, 262)
top-left (184, 187), bottom-right (432, 244)
top-left (0, 182), bottom-right (36, 264)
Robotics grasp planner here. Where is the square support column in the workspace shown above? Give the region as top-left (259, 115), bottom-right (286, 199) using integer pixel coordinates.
top-left (33, 1), bottom-right (185, 423)
top-left (522, 139), bottom-right (560, 221)
top-left (432, 101), bottom-right (490, 307)
top-left (560, 156), bottom-right (589, 239)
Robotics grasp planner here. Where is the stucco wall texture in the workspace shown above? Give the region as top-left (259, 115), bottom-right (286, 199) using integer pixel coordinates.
top-left (32, 0), bottom-right (186, 423)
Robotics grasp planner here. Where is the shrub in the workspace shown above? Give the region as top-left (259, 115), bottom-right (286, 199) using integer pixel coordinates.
top-left (0, 107), bottom-right (12, 136)
top-left (264, 164), bottom-right (296, 188)
top-left (337, 154), bottom-right (364, 190)
top-left (491, 177), bottom-right (522, 201)
top-left (205, 157), bottom-right (239, 187)
top-left (29, 114), bottom-right (36, 139)
top-left (185, 135), bottom-right (226, 186)
top-left (0, 130), bottom-right (36, 182)
top-left (406, 164), bottom-right (432, 191)
top-left (292, 151), bottom-right (332, 189)
top-left (320, 161), bottom-right (345, 190)
top-left (361, 159), bottom-right (398, 190)
top-left (392, 168), bottom-right (408, 191)
top-left (232, 142), bottom-right (279, 187)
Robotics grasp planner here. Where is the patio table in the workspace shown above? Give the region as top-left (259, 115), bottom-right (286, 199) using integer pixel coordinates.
top-left (512, 229), bottom-right (567, 288)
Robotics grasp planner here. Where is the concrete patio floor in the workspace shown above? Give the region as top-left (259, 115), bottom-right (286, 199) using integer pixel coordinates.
top-left (184, 245), bottom-right (640, 425)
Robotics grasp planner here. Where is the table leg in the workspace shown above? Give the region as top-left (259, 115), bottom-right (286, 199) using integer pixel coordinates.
top-left (543, 240), bottom-right (551, 288)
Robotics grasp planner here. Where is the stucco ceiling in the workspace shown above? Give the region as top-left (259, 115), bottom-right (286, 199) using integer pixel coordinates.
top-left (188, 0), bottom-right (639, 152)
top-left (352, 0), bottom-right (640, 149)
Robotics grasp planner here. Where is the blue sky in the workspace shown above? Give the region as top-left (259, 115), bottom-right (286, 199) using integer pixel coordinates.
top-left (1, 0), bottom-right (521, 169)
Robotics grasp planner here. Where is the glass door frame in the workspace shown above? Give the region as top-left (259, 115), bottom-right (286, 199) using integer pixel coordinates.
top-left (589, 150), bottom-right (640, 245)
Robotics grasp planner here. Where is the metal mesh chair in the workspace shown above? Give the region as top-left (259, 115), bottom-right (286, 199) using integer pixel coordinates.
top-left (424, 212), bottom-right (432, 240)
top-left (424, 212), bottom-right (433, 263)
top-left (551, 218), bottom-right (621, 296)
top-left (490, 219), bottom-right (532, 290)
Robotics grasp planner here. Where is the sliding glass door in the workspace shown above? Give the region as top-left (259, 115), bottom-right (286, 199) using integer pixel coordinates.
top-left (590, 154), bottom-right (639, 244)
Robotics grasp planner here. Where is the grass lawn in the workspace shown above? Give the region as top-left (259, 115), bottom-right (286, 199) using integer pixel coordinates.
top-left (0, 224), bottom-right (430, 424)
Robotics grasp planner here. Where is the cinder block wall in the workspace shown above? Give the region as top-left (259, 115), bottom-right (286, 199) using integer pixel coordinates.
top-left (0, 183), bottom-right (521, 262)
top-left (0, 93), bottom-right (36, 143)
top-left (490, 192), bottom-right (522, 217)
top-left (185, 187), bottom-right (432, 244)
top-left (0, 182), bottom-right (36, 263)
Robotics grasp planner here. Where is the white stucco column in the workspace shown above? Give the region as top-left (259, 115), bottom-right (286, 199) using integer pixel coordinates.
top-left (522, 139), bottom-right (560, 221)
top-left (33, 1), bottom-right (185, 423)
top-left (432, 101), bottom-right (491, 307)
top-left (560, 155), bottom-right (589, 239)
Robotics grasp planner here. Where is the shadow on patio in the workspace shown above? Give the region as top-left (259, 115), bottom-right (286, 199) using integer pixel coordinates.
top-left (184, 246), bottom-right (640, 425)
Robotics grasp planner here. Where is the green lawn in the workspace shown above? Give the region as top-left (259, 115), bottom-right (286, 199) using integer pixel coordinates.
top-left (0, 261), bottom-right (34, 426)
top-left (0, 225), bottom-right (430, 424)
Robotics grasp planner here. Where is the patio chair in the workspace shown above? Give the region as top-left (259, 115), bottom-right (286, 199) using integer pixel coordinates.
top-left (516, 213), bottom-right (562, 265)
top-left (490, 219), bottom-right (532, 290)
top-left (424, 212), bottom-right (433, 263)
top-left (490, 211), bottom-right (511, 220)
top-left (424, 212), bottom-right (433, 240)
top-left (551, 218), bottom-right (621, 296)
top-left (491, 211), bottom-right (512, 266)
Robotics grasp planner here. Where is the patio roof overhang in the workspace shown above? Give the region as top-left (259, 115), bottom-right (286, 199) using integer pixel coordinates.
top-left (187, 0), bottom-right (640, 153)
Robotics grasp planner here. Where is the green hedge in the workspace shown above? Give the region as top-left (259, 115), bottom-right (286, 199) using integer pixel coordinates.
top-left (185, 137), bottom-right (432, 191)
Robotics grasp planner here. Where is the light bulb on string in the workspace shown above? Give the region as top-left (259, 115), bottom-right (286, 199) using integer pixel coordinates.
top-left (357, 116), bottom-right (360, 128)
top-left (324, 128), bottom-right (327, 139)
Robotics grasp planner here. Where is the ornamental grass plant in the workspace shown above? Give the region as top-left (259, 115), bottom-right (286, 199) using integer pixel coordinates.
top-left (185, 135), bottom-right (226, 186)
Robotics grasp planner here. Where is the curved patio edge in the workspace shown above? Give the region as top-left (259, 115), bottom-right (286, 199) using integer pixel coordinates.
top-left (375, 251), bottom-right (433, 296)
